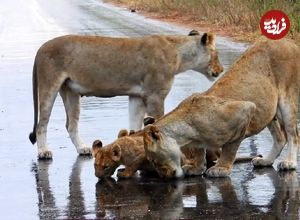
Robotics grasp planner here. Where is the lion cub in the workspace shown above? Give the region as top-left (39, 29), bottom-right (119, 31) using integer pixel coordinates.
top-left (92, 128), bottom-right (214, 179)
top-left (92, 129), bottom-right (155, 178)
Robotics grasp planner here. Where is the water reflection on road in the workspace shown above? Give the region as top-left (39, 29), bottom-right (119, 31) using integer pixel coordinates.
top-left (0, 0), bottom-right (299, 219)
top-left (32, 157), bottom-right (300, 219)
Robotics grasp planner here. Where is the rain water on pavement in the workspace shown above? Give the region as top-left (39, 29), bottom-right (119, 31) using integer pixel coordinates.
top-left (0, 0), bottom-right (299, 219)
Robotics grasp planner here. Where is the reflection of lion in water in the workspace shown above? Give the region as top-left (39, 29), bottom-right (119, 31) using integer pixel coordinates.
top-left (29, 31), bottom-right (223, 159)
top-left (144, 38), bottom-right (300, 178)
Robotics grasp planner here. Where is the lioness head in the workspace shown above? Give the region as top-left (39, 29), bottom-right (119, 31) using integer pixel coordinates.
top-left (92, 139), bottom-right (121, 178)
top-left (188, 31), bottom-right (223, 80)
top-left (143, 125), bottom-right (184, 178)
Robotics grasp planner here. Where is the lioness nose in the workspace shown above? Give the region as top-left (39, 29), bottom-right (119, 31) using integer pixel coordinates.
top-left (95, 170), bottom-right (104, 179)
top-left (95, 172), bottom-right (100, 178)
top-left (212, 72), bottom-right (219, 77)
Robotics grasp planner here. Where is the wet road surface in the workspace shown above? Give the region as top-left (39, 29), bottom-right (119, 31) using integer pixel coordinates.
top-left (0, 0), bottom-right (299, 219)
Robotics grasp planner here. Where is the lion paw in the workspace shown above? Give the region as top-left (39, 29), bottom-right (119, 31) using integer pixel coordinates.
top-left (78, 147), bottom-right (92, 156)
top-left (277, 160), bottom-right (297, 171)
top-left (205, 166), bottom-right (231, 177)
top-left (182, 164), bottom-right (206, 176)
top-left (38, 150), bottom-right (53, 160)
top-left (117, 168), bottom-right (135, 178)
top-left (252, 157), bottom-right (273, 167)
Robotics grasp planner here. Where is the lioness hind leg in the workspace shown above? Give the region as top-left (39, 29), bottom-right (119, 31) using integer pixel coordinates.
top-left (59, 86), bottom-right (91, 155)
top-left (277, 99), bottom-right (299, 170)
top-left (253, 119), bottom-right (287, 167)
top-left (37, 79), bottom-right (65, 159)
top-left (145, 95), bottom-right (165, 119)
top-left (129, 96), bottom-right (146, 131)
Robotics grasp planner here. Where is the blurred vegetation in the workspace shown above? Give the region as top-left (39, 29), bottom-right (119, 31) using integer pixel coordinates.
top-left (107, 0), bottom-right (300, 42)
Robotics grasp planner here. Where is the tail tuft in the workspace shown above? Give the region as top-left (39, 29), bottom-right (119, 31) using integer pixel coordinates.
top-left (29, 132), bottom-right (37, 144)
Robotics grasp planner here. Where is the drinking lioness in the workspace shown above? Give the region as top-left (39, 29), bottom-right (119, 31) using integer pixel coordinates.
top-left (143, 38), bottom-right (300, 178)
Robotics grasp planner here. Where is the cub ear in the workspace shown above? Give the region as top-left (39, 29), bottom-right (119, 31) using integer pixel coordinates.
top-left (143, 116), bottom-right (156, 126)
top-left (188, 30), bottom-right (200, 36)
top-left (201, 32), bottom-right (215, 46)
top-left (92, 140), bottom-right (103, 157)
top-left (111, 144), bottom-right (121, 162)
top-left (118, 129), bottom-right (128, 138)
top-left (143, 125), bottom-right (161, 152)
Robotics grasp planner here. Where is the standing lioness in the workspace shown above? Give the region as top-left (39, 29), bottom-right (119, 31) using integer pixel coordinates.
top-left (29, 32), bottom-right (223, 159)
top-left (144, 38), bottom-right (300, 178)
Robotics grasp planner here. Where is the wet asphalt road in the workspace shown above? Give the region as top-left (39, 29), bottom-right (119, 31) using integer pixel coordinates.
top-left (0, 0), bottom-right (299, 219)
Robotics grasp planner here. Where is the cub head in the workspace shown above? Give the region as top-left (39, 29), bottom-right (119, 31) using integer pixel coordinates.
top-left (143, 125), bottom-right (184, 179)
top-left (188, 31), bottom-right (223, 80)
top-left (92, 139), bottom-right (122, 179)
top-left (92, 117), bottom-right (156, 179)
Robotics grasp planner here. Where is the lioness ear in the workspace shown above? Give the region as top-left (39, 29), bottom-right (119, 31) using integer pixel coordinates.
top-left (111, 144), bottom-right (121, 162)
top-left (201, 32), bottom-right (215, 46)
top-left (92, 140), bottom-right (103, 157)
top-left (143, 125), bottom-right (161, 152)
top-left (188, 30), bottom-right (200, 36)
top-left (143, 116), bottom-right (156, 126)
top-left (118, 129), bottom-right (128, 138)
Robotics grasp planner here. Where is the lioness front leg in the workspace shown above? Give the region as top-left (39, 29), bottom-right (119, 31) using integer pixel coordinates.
top-left (182, 145), bottom-right (207, 176)
top-left (60, 86), bottom-right (91, 155)
top-left (253, 119), bottom-right (286, 167)
top-left (129, 96), bottom-right (146, 131)
top-left (206, 140), bottom-right (241, 177)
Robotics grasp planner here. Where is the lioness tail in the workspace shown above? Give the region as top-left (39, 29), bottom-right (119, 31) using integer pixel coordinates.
top-left (29, 59), bottom-right (38, 144)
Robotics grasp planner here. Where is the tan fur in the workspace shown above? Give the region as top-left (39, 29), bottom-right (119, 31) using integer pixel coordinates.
top-left (92, 129), bottom-right (217, 178)
top-left (29, 32), bottom-right (223, 159)
top-left (93, 127), bottom-right (253, 178)
top-left (144, 38), bottom-right (300, 178)
top-left (93, 130), bottom-right (154, 178)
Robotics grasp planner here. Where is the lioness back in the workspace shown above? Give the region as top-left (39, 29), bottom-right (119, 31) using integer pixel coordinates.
top-left (37, 34), bottom-right (182, 72)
